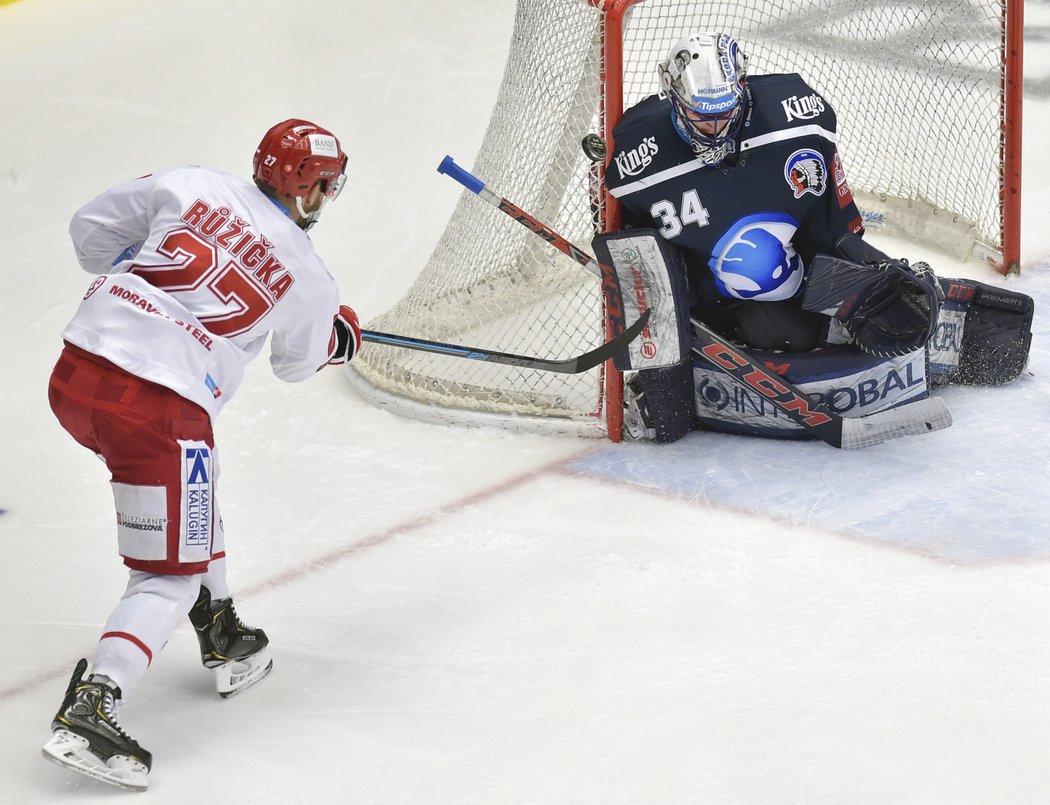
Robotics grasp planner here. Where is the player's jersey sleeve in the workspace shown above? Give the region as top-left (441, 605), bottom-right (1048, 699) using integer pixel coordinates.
top-left (791, 144), bottom-right (864, 260)
top-left (69, 174), bottom-right (158, 273)
top-left (750, 75), bottom-right (864, 258)
top-left (267, 268), bottom-right (340, 382)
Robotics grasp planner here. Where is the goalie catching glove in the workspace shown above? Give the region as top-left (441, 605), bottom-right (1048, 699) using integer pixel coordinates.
top-left (327, 304), bottom-right (362, 365)
top-left (803, 256), bottom-right (943, 358)
top-left (846, 259), bottom-right (942, 357)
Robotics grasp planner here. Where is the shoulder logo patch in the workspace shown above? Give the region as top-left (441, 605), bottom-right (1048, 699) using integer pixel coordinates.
top-left (784, 148), bottom-right (827, 198)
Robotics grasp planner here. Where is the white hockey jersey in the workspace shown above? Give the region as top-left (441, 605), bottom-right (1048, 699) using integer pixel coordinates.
top-left (61, 166), bottom-right (342, 420)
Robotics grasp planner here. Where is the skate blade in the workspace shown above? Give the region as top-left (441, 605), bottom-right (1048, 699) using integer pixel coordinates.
top-left (42, 730), bottom-right (149, 792)
top-left (215, 649), bottom-right (273, 699)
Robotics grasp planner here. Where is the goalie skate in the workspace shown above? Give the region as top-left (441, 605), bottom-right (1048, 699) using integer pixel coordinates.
top-left (189, 586), bottom-right (273, 699)
top-left (622, 375), bottom-right (656, 441)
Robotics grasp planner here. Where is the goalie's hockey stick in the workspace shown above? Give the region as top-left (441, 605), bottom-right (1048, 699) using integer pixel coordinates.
top-left (688, 319), bottom-right (951, 449)
top-left (360, 310), bottom-right (648, 375)
top-left (437, 155), bottom-right (951, 448)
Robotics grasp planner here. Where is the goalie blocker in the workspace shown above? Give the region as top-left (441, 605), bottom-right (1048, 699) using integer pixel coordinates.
top-left (594, 229), bottom-right (1033, 443)
top-left (591, 229), bottom-right (693, 372)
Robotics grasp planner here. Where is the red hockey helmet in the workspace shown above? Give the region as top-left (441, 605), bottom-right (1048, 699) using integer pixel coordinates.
top-left (253, 119), bottom-right (348, 202)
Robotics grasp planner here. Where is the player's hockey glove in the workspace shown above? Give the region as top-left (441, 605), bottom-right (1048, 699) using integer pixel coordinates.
top-left (847, 259), bottom-right (943, 357)
top-left (327, 304), bottom-right (362, 365)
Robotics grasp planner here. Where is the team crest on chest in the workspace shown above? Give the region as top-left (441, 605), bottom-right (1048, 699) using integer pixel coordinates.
top-left (784, 148), bottom-right (827, 198)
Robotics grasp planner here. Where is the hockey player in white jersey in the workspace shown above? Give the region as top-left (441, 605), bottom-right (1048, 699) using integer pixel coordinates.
top-left (42, 119), bottom-right (362, 791)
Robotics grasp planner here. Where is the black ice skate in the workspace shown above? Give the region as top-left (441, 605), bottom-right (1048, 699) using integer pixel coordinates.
top-left (622, 374), bottom-right (656, 441)
top-left (41, 658), bottom-right (152, 791)
top-left (189, 585), bottom-right (273, 698)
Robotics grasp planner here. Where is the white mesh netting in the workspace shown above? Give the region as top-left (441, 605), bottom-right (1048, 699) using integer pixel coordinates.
top-left (348, 0), bottom-right (1010, 436)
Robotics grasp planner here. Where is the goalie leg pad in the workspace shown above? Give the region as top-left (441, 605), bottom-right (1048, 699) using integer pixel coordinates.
top-left (692, 345), bottom-right (929, 440)
top-left (930, 278), bottom-right (1033, 386)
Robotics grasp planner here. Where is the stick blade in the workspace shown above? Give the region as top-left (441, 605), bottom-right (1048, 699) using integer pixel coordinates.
top-left (838, 396), bottom-right (952, 449)
top-left (568, 310), bottom-right (651, 373)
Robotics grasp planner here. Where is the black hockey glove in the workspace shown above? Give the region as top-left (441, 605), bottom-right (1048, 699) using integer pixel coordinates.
top-left (847, 259), bottom-right (943, 357)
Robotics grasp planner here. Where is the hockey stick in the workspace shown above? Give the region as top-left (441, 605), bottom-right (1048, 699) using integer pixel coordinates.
top-left (360, 311), bottom-right (648, 375)
top-left (688, 319), bottom-right (951, 449)
top-left (437, 155), bottom-right (951, 448)
top-left (438, 156), bottom-right (603, 278)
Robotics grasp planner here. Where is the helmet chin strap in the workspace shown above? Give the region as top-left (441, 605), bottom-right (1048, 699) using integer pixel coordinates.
top-left (294, 195), bottom-right (328, 231)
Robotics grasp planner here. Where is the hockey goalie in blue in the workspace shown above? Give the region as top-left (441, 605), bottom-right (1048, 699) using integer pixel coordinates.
top-left (598, 32), bottom-right (1034, 443)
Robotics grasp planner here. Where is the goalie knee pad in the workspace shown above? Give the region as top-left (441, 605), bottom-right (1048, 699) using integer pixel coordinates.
top-left (715, 299), bottom-right (827, 352)
top-left (930, 278), bottom-right (1033, 386)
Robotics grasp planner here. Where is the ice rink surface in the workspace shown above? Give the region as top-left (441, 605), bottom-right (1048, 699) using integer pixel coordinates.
top-left (1, 1), bottom-right (1049, 802)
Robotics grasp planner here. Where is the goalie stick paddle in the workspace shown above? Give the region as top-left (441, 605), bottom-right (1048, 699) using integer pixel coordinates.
top-left (360, 310), bottom-right (648, 375)
top-left (438, 154), bottom-right (952, 448)
top-left (689, 318), bottom-right (952, 449)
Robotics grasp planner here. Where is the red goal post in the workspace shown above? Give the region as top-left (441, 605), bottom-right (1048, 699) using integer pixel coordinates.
top-left (347, 0), bottom-right (1024, 442)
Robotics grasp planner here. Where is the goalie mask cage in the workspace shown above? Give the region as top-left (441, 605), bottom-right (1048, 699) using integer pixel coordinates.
top-left (347, 0), bottom-right (1023, 440)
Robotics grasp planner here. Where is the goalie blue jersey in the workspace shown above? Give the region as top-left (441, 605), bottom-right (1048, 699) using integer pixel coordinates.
top-left (605, 73), bottom-right (865, 304)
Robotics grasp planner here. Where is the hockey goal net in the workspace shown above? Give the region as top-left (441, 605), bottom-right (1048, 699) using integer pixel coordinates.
top-left (347, 0), bottom-right (1023, 439)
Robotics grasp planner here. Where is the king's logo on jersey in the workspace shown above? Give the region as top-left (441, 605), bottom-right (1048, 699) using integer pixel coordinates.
top-left (784, 149), bottom-right (827, 198)
top-left (614, 136), bottom-right (659, 179)
top-left (781, 93), bottom-right (825, 122)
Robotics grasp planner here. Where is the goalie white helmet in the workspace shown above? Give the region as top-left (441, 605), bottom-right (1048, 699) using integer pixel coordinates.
top-left (657, 32), bottom-right (749, 166)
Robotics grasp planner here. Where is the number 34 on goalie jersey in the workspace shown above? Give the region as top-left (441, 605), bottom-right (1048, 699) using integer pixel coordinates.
top-left (650, 189), bottom-right (711, 238)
